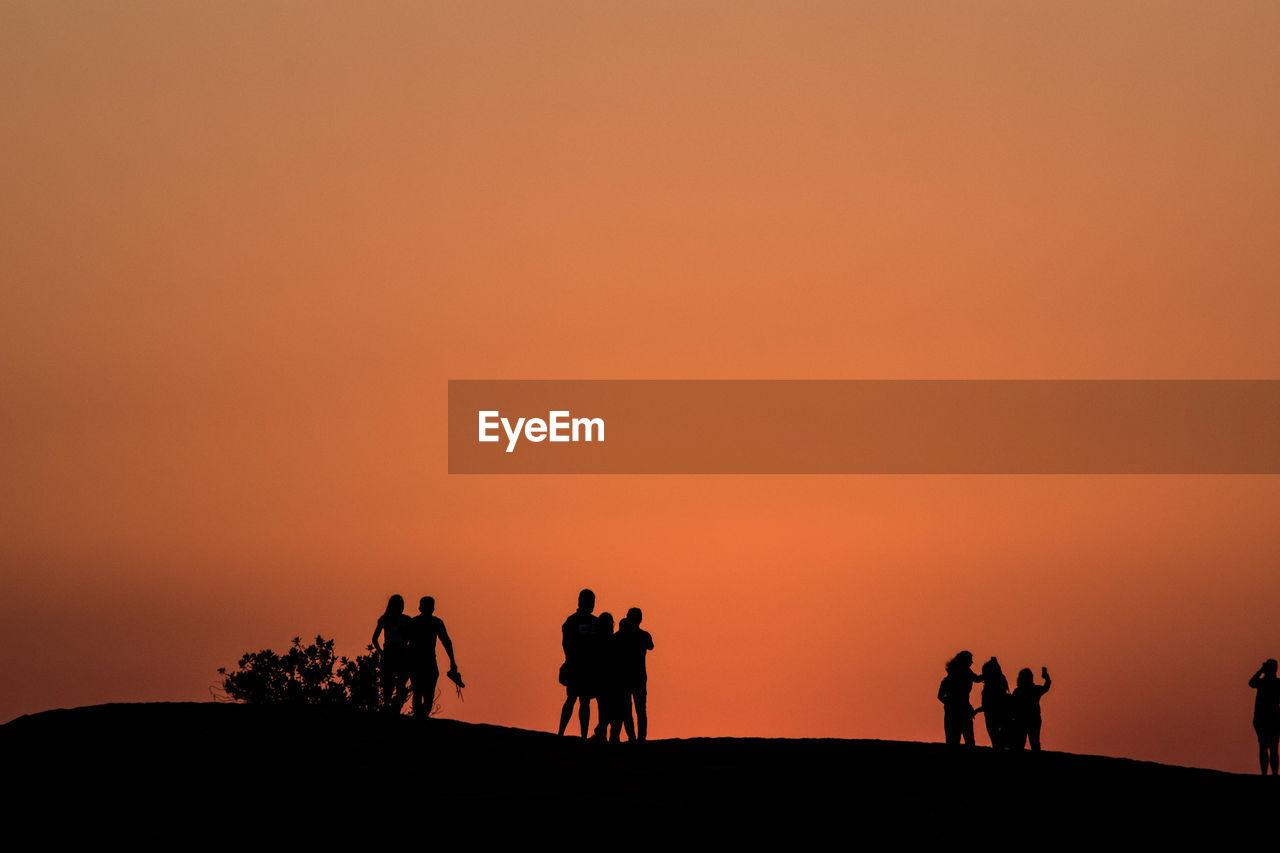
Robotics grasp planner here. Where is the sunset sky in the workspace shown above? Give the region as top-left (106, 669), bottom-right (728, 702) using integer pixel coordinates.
top-left (3, 2), bottom-right (1279, 773)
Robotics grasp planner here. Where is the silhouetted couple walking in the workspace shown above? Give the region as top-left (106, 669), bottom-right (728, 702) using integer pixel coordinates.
top-left (372, 594), bottom-right (462, 718)
top-left (938, 651), bottom-right (1051, 750)
top-left (558, 588), bottom-right (654, 742)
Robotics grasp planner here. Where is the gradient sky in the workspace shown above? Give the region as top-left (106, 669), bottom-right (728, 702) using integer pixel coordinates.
top-left (3, 2), bottom-right (1279, 773)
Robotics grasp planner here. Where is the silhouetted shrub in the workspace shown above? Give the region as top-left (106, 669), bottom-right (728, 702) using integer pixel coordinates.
top-left (218, 635), bottom-right (386, 710)
top-left (336, 645), bottom-right (383, 712)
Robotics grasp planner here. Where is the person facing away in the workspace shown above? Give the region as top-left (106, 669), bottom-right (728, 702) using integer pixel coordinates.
top-left (938, 650), bottom-right (983, 746)
top-left (1011, 667), bottom-right (1052, 751)
top-left (591, 612), bottom-right (628, 743)
top-left (408, 596), bottom-right (459, 720)
top-left (979, 657), bottom-right (1012, 749)
top-left (616, 607), bottom-right (654, 741)
top-left (558, 588), bottom-right (599, 738)
top-left (372, 594), bottom-right (413, 713)
top-left (1248, 658), bottom-right (1280, 775)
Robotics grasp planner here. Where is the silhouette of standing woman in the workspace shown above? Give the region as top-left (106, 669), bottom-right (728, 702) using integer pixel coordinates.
top-left (591, 612), bottom-right (626, 743)
top-left (1011, 667), bottom-right (1052, 751)
top-left (938, 651), bottom-right (983, 745)
top-left (979, 657), bottom-right (1012, 749)
top-left (372, 594), bottom-right (413, 713)
top-left (1249, 659), bottom-right (1280, 775)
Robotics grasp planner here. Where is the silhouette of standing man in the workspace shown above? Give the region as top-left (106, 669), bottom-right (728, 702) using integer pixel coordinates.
top-left (616, 607), bottom-right (654, 741)
top-left (1249, 659), bottom-right (1280, 775)
top-left (558, 588), bottom-right (598, 738)
top-left (408, 596), bottom-right (459, 720)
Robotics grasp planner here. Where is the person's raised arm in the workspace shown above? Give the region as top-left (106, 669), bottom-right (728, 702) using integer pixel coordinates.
top-left (438, 619), bottom-right (457, 671)
top-left (371, 617), bottom-right (384, 655)
top-left (1041, 667), bottom-right (1052, 695)
top-left (1249, 666), bottom-right (1265, 688)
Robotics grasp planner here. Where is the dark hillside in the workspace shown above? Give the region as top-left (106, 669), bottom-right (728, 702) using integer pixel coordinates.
top-left (3, 703), bottom-right (1269, 842)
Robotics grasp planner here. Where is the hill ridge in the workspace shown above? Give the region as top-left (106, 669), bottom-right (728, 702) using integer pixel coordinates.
top-left (3, 702), bottom-right (1270, 841)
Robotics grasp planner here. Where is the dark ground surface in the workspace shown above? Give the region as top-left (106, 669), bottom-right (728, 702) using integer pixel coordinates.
top-left (3, 703), bottom-right (1274, 842)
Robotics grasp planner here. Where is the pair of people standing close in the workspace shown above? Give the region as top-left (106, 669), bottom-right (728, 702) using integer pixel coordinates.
top-left (558, 588), bottom-right (654, 742)
top-left (938, 651), bottom-right (1051, 751)
top-left (372, 594), bottom-right (460, 718)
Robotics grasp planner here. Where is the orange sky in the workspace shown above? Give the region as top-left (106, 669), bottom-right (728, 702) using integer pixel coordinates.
top-left (3, 2), bottom-right (1279, 773)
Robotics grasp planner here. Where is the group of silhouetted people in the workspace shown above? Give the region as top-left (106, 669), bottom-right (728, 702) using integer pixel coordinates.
top-left (363, 592), bottom-right (1279, 773)
top-left (939, 651), bottom-right (1052, 751)
top-left (558, 588), bottom-right (654, 742)
top-left (372, 594), bottom-right (462, 718)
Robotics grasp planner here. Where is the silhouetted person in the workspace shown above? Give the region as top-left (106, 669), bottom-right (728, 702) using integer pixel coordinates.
top-left (616, 607), bottom-right (654, 741)
top-left (591, 612), bottom-right (627, 743)
top-left (938, 651), bottom-right (983, 745)
top-left (1011, 667), bottom-right (1052, 751)
top-left (978, 657), bottom-right (1012, 749)
top-left (372, 594), bottom-right (412, 713)
top-left (558, 589), bottom-right (598, 738)
top-left (408, 596), bottom-right (459, 720)
top-left (1249, 659), bottom-right (1280, 775)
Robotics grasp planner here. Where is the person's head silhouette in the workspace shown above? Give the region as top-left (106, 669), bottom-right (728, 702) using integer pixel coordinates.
top-left (385, 594), bottom-right (404, 618)
top-left (598, 611), bottom-right (614, 634)
top-left (1265, 659), bottom-right (1279, 678)
top-left (419, 596), bottom-right (435, 616)
top-left (1017, 667), bottom-right (1035, 689)
top-left (578, 588), bottom-right (595, 613)
top-left (626, 607), bottom-right (643, 626)
top-left (947, 650), bottom-right (974, 673)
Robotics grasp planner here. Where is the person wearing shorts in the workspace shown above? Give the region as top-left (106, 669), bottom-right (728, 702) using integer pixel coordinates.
top-left (558, 588), bottom-right (599, 737)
